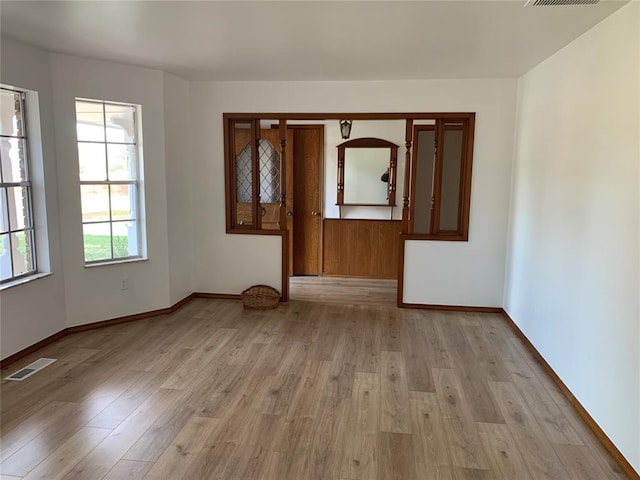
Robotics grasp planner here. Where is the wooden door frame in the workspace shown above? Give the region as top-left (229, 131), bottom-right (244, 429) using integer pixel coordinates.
top-left (223, 112), bottom-right (475, 306)
top-left (285, 124), bottom-right (325, 281)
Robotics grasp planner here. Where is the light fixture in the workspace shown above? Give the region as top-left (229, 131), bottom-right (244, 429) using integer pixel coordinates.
top-left (339, 120), bottom-right (352, 140)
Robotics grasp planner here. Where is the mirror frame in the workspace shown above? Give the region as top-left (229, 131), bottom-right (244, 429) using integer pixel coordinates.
top-left (337, 137), bottom-right (399, 207)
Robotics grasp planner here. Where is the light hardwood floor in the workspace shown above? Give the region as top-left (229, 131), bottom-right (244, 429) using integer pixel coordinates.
top-left (290, 276), bottom-right (397, 306)
top-left (0, 297), bottom-right (629, 479)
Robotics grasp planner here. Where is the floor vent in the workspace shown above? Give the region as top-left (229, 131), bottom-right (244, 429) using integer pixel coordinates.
top-left (5, 358), bottom-right (57, 381)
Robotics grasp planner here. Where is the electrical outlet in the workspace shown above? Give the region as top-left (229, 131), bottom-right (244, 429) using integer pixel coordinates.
top-left (120, 278), bottom-right (128, 291)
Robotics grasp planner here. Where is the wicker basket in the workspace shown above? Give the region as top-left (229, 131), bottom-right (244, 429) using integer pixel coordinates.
top-left (241, 284), bottom-right (280, 310)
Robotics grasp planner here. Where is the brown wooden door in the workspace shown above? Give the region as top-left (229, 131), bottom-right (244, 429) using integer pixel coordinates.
top-left (258, 129), bottom-right (294, 275)
top-left (257, 128), bottom-right (292, 227)
top-left (290, 126), bottom-right (323, 276)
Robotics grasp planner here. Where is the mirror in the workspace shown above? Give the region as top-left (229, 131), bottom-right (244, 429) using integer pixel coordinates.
top-left (337, 137), bottom-right (398, 206)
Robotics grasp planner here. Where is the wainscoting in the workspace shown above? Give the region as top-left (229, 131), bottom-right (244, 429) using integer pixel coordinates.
top-left (322, 219), bottom-right (401, 279)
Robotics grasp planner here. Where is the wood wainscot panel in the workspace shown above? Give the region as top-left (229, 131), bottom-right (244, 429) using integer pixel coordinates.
top-left (322, 219), bottom-right (402, 279)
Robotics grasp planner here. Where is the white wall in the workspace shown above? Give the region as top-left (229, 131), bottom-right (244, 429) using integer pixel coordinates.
top-left (504, 1), bottom-right (640, 472)
top-left (326, 119), bottom-right (405, 220)
top-left (0, 38), bottom-right (67, 359)
top-left (1, 42), bottom-right (195, 358)
top-left (403, 89), bottom-right (518, 307)
top-left (163, 72), bottom-right (194, 304)
top-left (190, 86), bottom-right (282, 294)
top-left (50, 54), bottom-right (172, 327)
top-left (190, 80), bottom-right (517, 303)
top-left (284, 118), bottom-right (406, 220)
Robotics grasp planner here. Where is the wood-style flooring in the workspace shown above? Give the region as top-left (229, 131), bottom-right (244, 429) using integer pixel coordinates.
top-left (0, 297), bottom-right (628, 479)
top-left (290, 276), bottom-right (397, 306)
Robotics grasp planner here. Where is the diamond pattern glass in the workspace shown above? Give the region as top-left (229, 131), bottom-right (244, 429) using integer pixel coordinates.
top-left (259, 140), bottom-right (280, 203)
top-left (236, 143), bottom-right (253, 204)
top-left (236, 139), bottom-right (281, 204)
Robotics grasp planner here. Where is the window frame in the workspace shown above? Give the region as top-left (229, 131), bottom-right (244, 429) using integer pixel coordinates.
top-left (0, 86), bottom-right (37, 284)
top-left (224, 118), bottom-right (288, 235)
top-left (75, 98), bottom-right (145, 265)
top-left (408, 116), bottom-right (475, 241)
top-left (223, 112), bottom-right (475, 240)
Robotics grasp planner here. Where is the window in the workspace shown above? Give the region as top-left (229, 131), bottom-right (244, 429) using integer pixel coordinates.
top-left (0, 87), bottom-right (37, 283)
top-left (224, 113), bottom-right (475, 239)
top-left (236, 138), bottom-right (281, 204)
top-left (410, 117), bottom-right (474, 240)
top-left (226, 119), bottom-right (286, 232)
top-left (75, 99), bottom-right (144, 263)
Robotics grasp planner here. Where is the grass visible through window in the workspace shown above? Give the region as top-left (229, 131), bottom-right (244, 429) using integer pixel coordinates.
top-left (0, 234), bottom-right (29, 257)
top-left (83, 234), bottom-right (129, 262)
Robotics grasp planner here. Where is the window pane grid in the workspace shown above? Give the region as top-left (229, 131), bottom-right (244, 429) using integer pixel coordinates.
top-left (109, 219), bottom-right (114, 260)
top-left (0, 228), bottom-right (37, 283)
top-left (82, 219), bottom-right (136, 225)
top-left (0, 181), bottom-right (31, 187)
top-left (79, 181), bottom-right (136, 185)
top-left (0, 134), bottom-right (27, 140)
top-left (77, 140), bottom-right (136, 145)
top-left (76, 98), bottom-right (142, 264)
top-left (0, 87), bottom-right (36, 283)
top-left (2, 186), bottom-right (34, 232)
top-left (102, 101), bottom-right (109, 187)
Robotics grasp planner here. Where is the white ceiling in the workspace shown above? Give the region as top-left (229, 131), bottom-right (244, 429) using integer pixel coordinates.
top-left (0, 0), bottom-right (628, 81)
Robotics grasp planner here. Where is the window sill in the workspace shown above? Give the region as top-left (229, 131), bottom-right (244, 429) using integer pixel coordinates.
top-left (0, 272), bottom-right (53, 291)
top-left (401, 233), bottom-right (469, 241)
top-left (84, 257), bottom-right (148, 268)
top-left (226, 227), bottom-right (286, 236)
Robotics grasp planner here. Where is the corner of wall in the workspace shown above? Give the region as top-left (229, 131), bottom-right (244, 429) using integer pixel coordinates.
top-left (0, 37), bottom-right (68, 360)
top-left (503, 1), bottom-right (640, 472)
top-left (163, 72), bottom-right (195, 304)
top-left (502, 75), bottom-right (526, 313)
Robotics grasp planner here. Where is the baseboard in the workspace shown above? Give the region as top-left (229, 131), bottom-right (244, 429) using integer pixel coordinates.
top-left (193, 292), bottom-right (242, 300)
top-left (67, 306), bottom-right (173, 334)
top-left (169, 293), bottom-right (197, 312)
top-left (400, 302), bottom-right (502, 313)
top-left (2, 295), bottom-right (637, 478)
top-left (0, 330), bottom-right (67, 369)
top-left (501, 309), bottom-right (639, 480)
top-left (321, 273), bottom-right (397, 280)
top-left (0, 293), bottom-right (196, 369)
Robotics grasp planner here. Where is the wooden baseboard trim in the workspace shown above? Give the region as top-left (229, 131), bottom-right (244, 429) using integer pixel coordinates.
top-left (169, 293), bottom-right (196, 312)
top-left (193, 292), bottom-right (242, 300)
top-left (0, 330), bottom-right (67, 369)
top-left (321, 273), bottom-right (397, 280)
top-left (68, 294), bottom-right (197, 334)
top-left (3, 294), bottom-right (637, 479)
top-left (501, 309), bottom-right (639, 480)
top-left (400, 302), bottom-right (502, 313)
top-left (0, 293), bottom-right (196, 369)
top-left (67, 307), bottom-right (172, 334)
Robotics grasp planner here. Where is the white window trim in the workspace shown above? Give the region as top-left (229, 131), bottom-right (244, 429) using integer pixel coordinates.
top-left (75, 98), bottom-right (146, 266)
top-left (0, 86), bottom-right (39, 285)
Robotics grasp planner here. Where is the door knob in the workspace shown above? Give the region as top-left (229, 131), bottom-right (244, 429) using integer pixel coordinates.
top-left (286, 211), bottom-right (293, 217)
top-left (311, 211), bottom-right (321, 216)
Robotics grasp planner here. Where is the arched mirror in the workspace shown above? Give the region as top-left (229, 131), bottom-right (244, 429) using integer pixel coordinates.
top-left (337, 137), bottom-right (398, 207)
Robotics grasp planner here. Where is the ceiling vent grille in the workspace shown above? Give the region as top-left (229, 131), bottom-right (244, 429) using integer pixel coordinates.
top-left (527, 0), bottom-right (599, 5)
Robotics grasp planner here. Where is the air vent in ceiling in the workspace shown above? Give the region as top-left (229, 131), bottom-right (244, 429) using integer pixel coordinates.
top-left (526, 0), bottom-right (599, 5)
